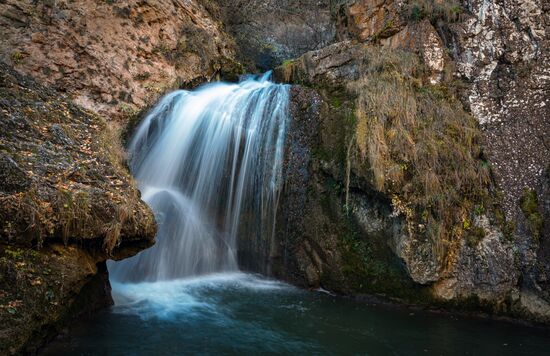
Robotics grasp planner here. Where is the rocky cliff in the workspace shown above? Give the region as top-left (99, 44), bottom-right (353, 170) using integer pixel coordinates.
top-left (0, 62), bottom-right (157, 353)
top-left (0, 0), bottom-right (242, 353)
top-left (260, 0), bottom-right (550, 324)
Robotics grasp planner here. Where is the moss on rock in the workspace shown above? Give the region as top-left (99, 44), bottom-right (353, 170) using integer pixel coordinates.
top-left (0, 62), bottom-right (157, 353)
top-left (520, 188), bottom-right (544, 242)
top-left (348, 47), bottom-right (493, 278)
top-left (0, 62), bottom-right (155, 255)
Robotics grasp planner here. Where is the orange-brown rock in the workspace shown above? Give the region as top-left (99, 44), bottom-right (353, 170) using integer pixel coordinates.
top-left (336, 0), bottom-right (405, 42)
top-left (381, 20), bottom-right (449, 84)
top-left (0, 0), bottom-right (239, 120)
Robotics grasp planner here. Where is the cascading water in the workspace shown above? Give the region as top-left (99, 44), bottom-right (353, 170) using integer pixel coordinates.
top-left (109, 72), bottom-right (289, 282)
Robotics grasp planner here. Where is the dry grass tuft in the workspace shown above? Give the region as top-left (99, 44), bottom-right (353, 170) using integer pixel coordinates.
top-left (56, 189), bottom-right (92, 245)
top-left (349, 47), bottom-right (491, 269)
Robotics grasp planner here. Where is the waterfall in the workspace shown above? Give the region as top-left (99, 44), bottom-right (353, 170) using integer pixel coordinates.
top-left (109, 73), bottom-right (289, 282)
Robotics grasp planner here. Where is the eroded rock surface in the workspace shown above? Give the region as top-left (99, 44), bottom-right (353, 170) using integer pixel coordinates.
top-left (0, 0), bottom-right (239, 119)
top-left (449, 1), bottom-right (550, 321)
top-left (335, 0), bottom-right (405, 42)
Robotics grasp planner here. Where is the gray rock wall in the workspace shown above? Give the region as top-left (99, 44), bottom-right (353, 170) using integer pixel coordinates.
top-left (214, 0), bottom-right (336, 70)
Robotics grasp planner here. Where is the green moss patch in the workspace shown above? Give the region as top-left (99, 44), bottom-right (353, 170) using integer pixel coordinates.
top-left (520, 189), bottom-right (544, 241)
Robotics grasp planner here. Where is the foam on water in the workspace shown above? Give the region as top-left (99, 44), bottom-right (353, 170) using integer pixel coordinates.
top-left (111, 273), bottom-right (295, 321)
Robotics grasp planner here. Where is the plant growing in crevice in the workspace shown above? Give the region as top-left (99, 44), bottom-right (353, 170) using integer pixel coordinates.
top-left (11, 51), bottom-right (25, 65)
top-left (520, 188), bottom-right (544, 242)
top-left (56, 189), bottom-right (92, 245)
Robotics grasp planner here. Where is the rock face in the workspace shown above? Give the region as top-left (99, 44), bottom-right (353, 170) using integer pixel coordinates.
top-left (0, 1), bottom-right (244, 352)
top-left (266, 0), bottom-right (549, 323)
top-left (0, 0), bottom-right (239, 119)
top-left (267, 84), bottom-right (419, 296)
top-left (214, 0), bottom-right (336, 71)
top-left (448, 0), bottom-right (550, 320)
top-left (273, 41), bottom-right (517, 302)
top-left (0, 62), bottom-right (156, 353)
top-left (335, 0), bottom-right (405, 42)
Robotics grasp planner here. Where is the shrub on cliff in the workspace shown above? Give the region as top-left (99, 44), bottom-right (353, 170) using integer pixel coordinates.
top-left (404, 0), bottom-right (464, 23)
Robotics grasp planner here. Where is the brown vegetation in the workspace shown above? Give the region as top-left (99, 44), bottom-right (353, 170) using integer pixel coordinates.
top-left (349, 47), bottom-right (492, 269)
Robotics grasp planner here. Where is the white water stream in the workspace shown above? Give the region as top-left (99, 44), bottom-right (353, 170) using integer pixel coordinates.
top-left (109, 73), bottom-right (289, 282)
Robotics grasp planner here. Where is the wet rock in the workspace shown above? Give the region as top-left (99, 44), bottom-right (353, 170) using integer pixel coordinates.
top-left (0, 245), bottom-right (112, 355)
top-left (257, 82), bottom-right (420, 297)
top-left (270, 85), bottom-right (348, 288)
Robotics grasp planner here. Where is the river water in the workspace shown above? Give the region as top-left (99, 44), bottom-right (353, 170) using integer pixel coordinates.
top-left (43, 273), bottom-right (550, 355)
